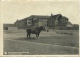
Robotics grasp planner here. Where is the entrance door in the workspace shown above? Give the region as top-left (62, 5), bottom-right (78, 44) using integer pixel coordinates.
top-left (38, 19), bottom-right (43, 27)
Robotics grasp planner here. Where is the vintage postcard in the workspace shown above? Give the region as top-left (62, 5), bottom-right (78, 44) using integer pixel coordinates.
top-left (0, 0), bottom-right (80, 56)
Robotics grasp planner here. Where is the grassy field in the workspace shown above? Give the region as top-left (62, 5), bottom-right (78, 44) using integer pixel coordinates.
top-left (3, 29), bottom-right (79, 55)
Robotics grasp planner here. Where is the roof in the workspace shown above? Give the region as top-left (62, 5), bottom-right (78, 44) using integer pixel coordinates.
top-left (3, 24), bottom-right (15, 27)
top-left (17, 14), bottom-right (68, 22)
top-left (17, 15), bottom-right (50, 22)
top-left (51, 14), bottom-right (62, 19)
top-left (67, 22), bottom-right (73, 25)
top-left (30, 15), bottom-right (50, 19)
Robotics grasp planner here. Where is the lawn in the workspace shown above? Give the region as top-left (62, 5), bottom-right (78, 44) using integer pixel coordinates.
top-left (3, 29), bottom-right (79, 55)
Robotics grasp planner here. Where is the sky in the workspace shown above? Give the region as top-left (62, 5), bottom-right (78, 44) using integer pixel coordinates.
top-left (1, 1), bottom-right (79, 24)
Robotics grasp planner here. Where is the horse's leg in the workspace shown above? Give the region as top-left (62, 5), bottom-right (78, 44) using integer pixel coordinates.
top-left (37, 35), bottom-right (39, 39)
top-left (36, 34), bottom-right (39, 39)
top-left (38, 33), bottom-right (39, 37)
top-left (36, 34), bottom-right (38, 39)
top-left (27, 33), bottom-right (28, 38)
top-left (29, 33), bottom-right (31, 39)
top-left (37, 35), bottom-right (38, 39)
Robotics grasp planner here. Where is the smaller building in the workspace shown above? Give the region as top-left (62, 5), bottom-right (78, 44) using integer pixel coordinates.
top-left (3, 24), bottom-right (18, 30)
top-left (66, 22), bottom-right (79, 30)
top-left (66, 22), bottom-right (73, 27)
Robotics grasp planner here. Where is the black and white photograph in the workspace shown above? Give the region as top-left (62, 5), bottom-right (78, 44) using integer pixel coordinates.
top-left (2, 0), bottom-right (79, 55)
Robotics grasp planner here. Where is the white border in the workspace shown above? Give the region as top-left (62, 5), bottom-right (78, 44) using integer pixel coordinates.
top-left (0, 0), bottom-right (80, 57)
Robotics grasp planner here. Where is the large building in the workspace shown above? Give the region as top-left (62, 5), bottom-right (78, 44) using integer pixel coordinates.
top-left (14, 14), bottom-right (69, 30)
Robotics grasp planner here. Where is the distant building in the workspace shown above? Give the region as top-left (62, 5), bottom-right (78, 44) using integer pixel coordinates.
top-left (14, 14), bottom-right (69, 30)
top-left (3, 24), bottom-right (17, 30)
top-left (66, 22), bottom-right (73, 27)
top-left (66, 22), bottom-right (79, 30)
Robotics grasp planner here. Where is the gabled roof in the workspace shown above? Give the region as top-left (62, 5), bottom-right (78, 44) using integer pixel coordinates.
top-left (51, 14), bottom-right (62, 19)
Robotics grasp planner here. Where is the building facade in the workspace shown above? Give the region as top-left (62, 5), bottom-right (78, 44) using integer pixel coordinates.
top-left (14, 14), bottom-right (69, 30)
top-left (15, 15), bottom-right (50, 29)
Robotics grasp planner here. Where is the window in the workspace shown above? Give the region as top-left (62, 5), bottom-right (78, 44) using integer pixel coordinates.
top-left (27, 20), bottom-right (32, 25)
top-left (62, 19), bottom-right (65, 23)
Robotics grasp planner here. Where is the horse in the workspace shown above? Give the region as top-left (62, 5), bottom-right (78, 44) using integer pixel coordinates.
top-left (26, 26), bottom-right (45, 39)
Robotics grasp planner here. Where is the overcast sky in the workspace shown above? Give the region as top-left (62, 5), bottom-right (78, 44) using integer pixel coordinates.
top-left (1, 1), bottom-right (79, 24)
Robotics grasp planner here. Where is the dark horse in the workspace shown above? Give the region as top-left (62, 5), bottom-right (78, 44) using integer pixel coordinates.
top-left (26, 26), bottom-right (45, 39)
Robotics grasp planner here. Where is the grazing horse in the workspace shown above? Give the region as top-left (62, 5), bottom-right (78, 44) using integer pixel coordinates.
top-left (26, 26), bottom-right (45, 39)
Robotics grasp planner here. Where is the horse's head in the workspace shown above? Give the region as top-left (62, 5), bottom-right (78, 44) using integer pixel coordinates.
top-left (35, 26), bottom-right (46, 32)
top-left (39, 26), bottom-right (46, 31)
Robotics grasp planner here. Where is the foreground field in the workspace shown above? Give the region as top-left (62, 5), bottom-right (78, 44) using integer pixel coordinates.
top-left (3, 29), bottom-right (79, 55)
